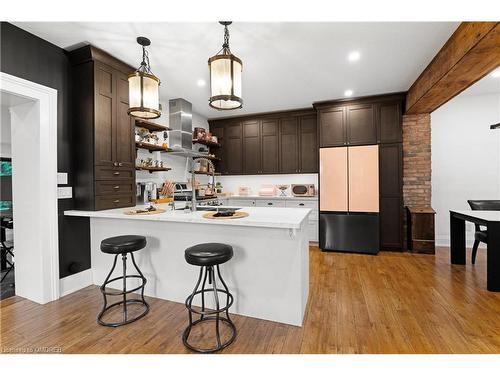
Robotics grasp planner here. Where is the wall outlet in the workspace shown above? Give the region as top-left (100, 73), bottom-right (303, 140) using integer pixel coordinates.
top-left (57, 186), bottom-right (72, 199)
top-left (57, 172), bottom-right (68, 185)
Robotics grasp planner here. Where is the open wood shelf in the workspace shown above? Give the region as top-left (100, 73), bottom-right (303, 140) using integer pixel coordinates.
top-left (191, 171), bottom-right (221, 176)
top-left (135, 142), bottom-right (171, 153)
top-left (135, 166), bottom-right (172, 173)
top-left (135, 119), bottom-right (170, 132)
top-left (192, 138), bottom-right (221, 148)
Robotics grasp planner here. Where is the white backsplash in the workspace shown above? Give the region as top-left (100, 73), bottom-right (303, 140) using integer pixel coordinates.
top-left (217, 174), bottom-right (318, 196)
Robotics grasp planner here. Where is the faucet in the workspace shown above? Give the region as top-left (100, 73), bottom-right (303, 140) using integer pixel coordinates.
top-left (191, 157), bottom-right (216, 212)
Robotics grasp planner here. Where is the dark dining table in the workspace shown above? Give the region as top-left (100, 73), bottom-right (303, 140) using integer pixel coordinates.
top-left (450, 210), bottom-right (500, 292)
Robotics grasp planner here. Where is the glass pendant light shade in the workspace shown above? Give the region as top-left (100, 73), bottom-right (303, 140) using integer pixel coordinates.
top-left (208, 22), bottom-right (243, 110)
top-left (128, 37), bottom-right (161, 119)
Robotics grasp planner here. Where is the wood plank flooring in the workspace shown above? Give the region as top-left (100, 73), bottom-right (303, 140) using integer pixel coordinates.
top-left (1, 246), bottom-right (500, 354)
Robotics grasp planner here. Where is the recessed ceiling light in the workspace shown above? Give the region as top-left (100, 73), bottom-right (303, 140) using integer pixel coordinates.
top-left (344, 90), bottom-right (353, 97)
top-left (491, 68), bottom-right (500, 78)
top-left (197, 79), bottom-right (206, 87)
top-left (347, 51), bottom-right (361, 62)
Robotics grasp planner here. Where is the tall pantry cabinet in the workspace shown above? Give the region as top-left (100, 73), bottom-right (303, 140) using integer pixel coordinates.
top-left (315, 93), bottom-right (405, 253)
top-left (69, 45), bottom-right (136, 211)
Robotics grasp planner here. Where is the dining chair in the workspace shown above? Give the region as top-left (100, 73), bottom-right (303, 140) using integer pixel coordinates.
top-left (467, 200), bottom-right (500, 264)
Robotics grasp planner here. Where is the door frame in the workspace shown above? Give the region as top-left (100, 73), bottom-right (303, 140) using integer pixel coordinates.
top-left (1, 72), bottom-right (59, 304)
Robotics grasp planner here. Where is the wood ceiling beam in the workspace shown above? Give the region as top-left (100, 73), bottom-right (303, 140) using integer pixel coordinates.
top-left (406, 22), bottom-right (500, 114)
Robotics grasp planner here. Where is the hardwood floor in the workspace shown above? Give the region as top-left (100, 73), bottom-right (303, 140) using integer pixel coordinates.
top-left (1, 246), bottom-right (500, 354)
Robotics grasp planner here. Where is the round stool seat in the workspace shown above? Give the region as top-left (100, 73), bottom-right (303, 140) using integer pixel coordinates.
top-left (185, 243), bottom-right (233, 266)
top-left (100, 235), bottom-right (147, 254)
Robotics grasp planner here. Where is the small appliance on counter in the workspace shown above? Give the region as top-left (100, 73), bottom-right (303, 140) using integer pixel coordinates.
top-left (258, 184), bottom-right (277, 197)
top-left (238, 186), bottom-right (251, 196)
top-left (137, 182), bottom-right (158, 205)
top-left (291, 184), bottom-right (316, 197)
top-left (277, 184), bottom-right (289, 197)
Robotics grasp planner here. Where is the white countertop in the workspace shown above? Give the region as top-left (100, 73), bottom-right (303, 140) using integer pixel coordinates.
top-left (65, 204), bottom-right (311, 229)
top-left (451, 210), bottom-right (500, 222)
top-left (223, 195), bottom-right (318, 201)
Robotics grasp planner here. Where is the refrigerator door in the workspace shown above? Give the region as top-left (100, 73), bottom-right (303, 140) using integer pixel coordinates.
top-left (319, 147), bottom-right (348, 211)
top-left (348, 145), bottom-right (379, 212)
top-left (319, 212), bottom-right (380, 254)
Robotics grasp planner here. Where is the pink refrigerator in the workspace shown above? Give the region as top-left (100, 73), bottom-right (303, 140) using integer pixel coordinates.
top-left (319, 145), bottom-right (380, 254)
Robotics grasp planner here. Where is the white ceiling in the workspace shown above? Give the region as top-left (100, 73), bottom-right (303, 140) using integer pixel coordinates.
top-left (14, 22), bottom-right (459, 119)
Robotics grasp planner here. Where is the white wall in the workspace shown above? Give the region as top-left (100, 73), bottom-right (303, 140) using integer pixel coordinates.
top-left (1, 105), bottom-right (12, 157)
top-left (217, 174), bottom-right (318, 196)
top-left (431, 92), bottom-right (500, 246)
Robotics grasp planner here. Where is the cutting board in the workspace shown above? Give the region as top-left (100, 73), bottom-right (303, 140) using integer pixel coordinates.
top-left (124, 208), bottom-right (166, 215)
top-left (202, 211), bottom-right (249, 220)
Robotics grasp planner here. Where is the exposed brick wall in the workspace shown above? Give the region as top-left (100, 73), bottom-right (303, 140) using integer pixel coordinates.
top-left (402, 114), bottom-right (432, 208)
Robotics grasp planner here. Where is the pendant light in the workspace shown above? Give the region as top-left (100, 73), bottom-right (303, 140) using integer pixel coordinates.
top-left (128, 37), bottom-right (161, 119)
top-left (208, 21), bottom-right (243, 110)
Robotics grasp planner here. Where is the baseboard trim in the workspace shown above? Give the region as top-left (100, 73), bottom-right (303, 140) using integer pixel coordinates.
top-left (59, 269), bottom-right (93, 297)
top-left (435, 234), bottom-right (487, 248)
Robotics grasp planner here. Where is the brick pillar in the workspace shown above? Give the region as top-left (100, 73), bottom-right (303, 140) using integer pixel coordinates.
top-left (402, 113), bottom-right (432, 248)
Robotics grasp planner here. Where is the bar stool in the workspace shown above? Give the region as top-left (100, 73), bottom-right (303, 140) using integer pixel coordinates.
top-left (182, 243), bottom-right (237, 353)
top-left (97, 235), bottom-right (150, 327)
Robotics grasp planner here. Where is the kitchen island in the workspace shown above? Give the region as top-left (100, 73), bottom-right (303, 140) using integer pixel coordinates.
top-left (64, 205), bottom-right (311, 326)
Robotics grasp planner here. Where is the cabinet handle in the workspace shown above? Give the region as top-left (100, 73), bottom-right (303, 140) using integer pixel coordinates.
top-left (113, 199), bottom-right (120, 203)
top-left (118, 162), bottom-right (123, 167)
top-left (268, 202), bottom-right (273, 205)
top-left (113, 185), bottom-right (120, 189)
top-left (299, 203), bottom-right (304, 206)
top-left (113, 162), bottom-right (118, 167)
top-left (113, 172), bottom-right (120, 175)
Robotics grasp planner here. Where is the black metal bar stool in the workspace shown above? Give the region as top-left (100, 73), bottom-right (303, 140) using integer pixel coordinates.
top-left (0, 218), bottom-right (14, 284)
top-left (97, 235), bottom-right (150, 327)
top-left (182, 243), bottom-right (237, 353)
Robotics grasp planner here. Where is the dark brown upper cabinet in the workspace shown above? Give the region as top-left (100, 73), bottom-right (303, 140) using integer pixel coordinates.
top-left (242, 120), bottom-right (261, 174)
top-left (225, 122), bottom-right (243, 175)
top-left (299, 115), bottom-right (318, 173)
top-left (346, 104), bottom-right (377, 145)
top-left (279, 117), bottom-right (299, 173)
top-left (261, 119), bottom-right (280, 174)
top-left (378, 101), bottom-right (403, 143)
top-left (208, 110), bottom-right (317, 175)
top-left (319, 106), bottom-right (346, 147)
top-left (69, 45), bottom-right (136, 211)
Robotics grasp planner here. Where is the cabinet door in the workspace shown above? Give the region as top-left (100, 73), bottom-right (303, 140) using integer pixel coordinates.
top-left (319, 107), bottom-right (346, 147)
top-left (279, 117), bottom-right (299, 173)
top-left (319, 147), bottom-right (348, 212)
top-left (261, 119), bottom-right (279, 174)
top-left (346, 104), bottom-right (377, 145)
top-left (348, 145), bottom-right (379, 212)
top-left (226, 122), bottom-right (243, 174)
top-left (242, 120), bottom-right (261, 174)
top-left (94, 63), bottom-right (115, 167)
top-left (210, 124), bottom-right (226, 174)
top-left (115, 72), bottom-right (135, 169)
top-left (379, 143), bottom-right (403, 249)
top-left (378, 101), bottom-right (402, 143)
top-left (299, 115), bottom-right (318, 173)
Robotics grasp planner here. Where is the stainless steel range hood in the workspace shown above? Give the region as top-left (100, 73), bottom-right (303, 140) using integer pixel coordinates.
top-left (169, 98), bottom-right (193, 151)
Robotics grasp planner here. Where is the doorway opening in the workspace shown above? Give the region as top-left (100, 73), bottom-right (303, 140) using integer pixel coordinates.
top-left (0, 72), bottom-right (59, 304)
